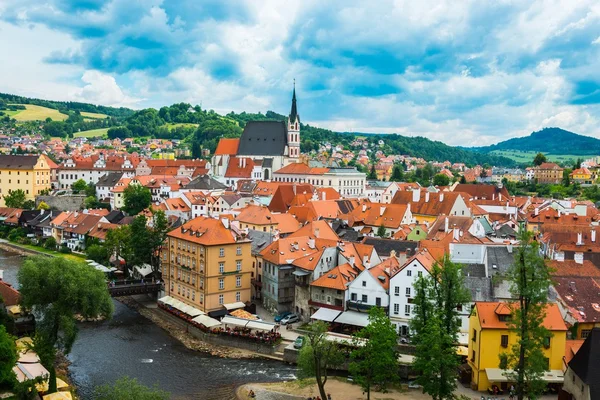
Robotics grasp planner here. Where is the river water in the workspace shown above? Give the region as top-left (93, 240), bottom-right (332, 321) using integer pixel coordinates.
top-left (0, 249), bottom-right (297, 399)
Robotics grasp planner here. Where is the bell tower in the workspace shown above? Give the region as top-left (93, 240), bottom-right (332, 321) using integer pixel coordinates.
top-left (287, 80), bottom-right (300, 159)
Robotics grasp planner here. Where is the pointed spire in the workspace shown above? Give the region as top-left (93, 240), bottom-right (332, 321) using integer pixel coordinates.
top-left (289, 79), bottom-right (299, 124)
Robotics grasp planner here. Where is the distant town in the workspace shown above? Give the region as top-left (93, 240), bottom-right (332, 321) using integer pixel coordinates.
top-left (0, 90), bottom-right (598, 400)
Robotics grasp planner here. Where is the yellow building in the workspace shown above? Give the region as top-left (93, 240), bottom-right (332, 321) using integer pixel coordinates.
top-left (163, 216), bottom-right (252, 316)
top-left (467, 302), bottom-right (567, 392)
top-left (574, 321), bottom-right (600, 340)
top-left (0, 154), bottom-right (53, 206)
top-left (569, 167), bottom-right (594, 185)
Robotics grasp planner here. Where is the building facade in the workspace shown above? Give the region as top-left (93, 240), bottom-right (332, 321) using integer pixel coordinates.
top-left (0, 155), bottom-right (53, 206)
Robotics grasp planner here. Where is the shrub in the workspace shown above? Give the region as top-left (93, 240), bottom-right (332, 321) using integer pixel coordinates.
top-left (44, 237), bottom-right (57, 250)
top-left (59, 245), bottom-right (72, 254)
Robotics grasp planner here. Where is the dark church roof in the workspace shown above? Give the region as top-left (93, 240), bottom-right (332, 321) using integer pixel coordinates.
top-left (184, 174), bottom-right (228, 190)
top-left (237, 121), bottom-right (288, 157)
top-left (290, 85), bottom-right (299, 124)
top-left (569, 328), bottom-right (600, 399)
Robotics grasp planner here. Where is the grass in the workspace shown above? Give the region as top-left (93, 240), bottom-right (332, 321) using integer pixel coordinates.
top-left (74, 127), bottom-right (109, 138)
top-left (80, 111), bottom-right (107, 119)
top-left (7, 104), bottom-right (68, 122)
top-left (163, 122), bottom-right (199, 131)
top-left (491, 150), bottom-right (584, 164)
top-left (10, 241), bottom-right (87, 263)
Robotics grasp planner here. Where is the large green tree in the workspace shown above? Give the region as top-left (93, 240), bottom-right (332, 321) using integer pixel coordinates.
top-left (122, 184), bottom-right (151, 215)
top-left (433, 173), bottom-right (450, 186)
top-left (390, 164), bottom-right (404, 182)
top-left (18, 257), bottom-right (113, 393)
top-left (500, 231), bottom-right (553, 400)
top-left (349, 307), bottom-right (398, 399)
top-left (533, 153), bottom-right (547, 166)
top-left (4, 189), bottom-right (26, 208)
top-left (105, 225), bottom-right (133, 271)
top-left (94, 377), bottom-right (169, 400)
top-left (297, 321), bottom-right (343, 400)
top-left (0, 325), bottom-right (17, 388)
top-left (411, 255), bottom-right (471, 400)
top-left (130, 215), bottom-right (152, 269)
top-left (367, 164), bottom-right (377, 180)
top-left (149, 210), bottom-right (169, 276)
top-left (71, 179), bottom-right (88, 194)
top-left (86, 244), bottom-right (110, 265)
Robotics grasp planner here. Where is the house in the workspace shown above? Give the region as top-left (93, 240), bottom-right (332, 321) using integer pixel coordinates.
top-left (95, 172), bottom-right (124, 201)
top-left (309, 263), bottom-right (359, 312)
top-left (0, 154), bottom-right (54, 206)
top-left (534, 162), bottom-right (564, 184)
top-left (570, 168), bottom-right (595, 186)
top-left (391, 190), bottom-right (471, 224)
top-left (58, 154), bottom-right (139, 189)
top-left (467, 302), bottom-right (567, 392)
top-left (561, 328), bottom-right (600, 400)
top-left (342, 201), bottom-right (413, 236)
top-left (388, 249), bottom-right (436, 337)
top-left (163, 216), bottom-right (252, 316)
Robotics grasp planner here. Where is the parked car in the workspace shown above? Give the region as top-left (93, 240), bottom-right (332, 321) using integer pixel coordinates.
top-left (274, 311), bottom-right (292, 322)
top-left (280, 314), bottom-right (300, 325)
top-left (293, 336), bottom-right (305, 349)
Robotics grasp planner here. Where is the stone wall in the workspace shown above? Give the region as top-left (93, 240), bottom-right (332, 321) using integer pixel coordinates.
top-left (156, 308), bottom-right (277, 355)
top-left (36, 195), bottom-right (86, 211)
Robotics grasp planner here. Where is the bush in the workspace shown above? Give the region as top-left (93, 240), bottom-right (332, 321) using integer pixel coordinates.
top-left (7, 228), bottom-right (25, 242)
top-left (44, 237), bottom-right (57, 250)
top-left (59, 245), bottom-right (72, 254)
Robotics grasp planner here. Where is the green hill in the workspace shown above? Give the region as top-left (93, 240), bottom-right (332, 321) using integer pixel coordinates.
top-left (473, 127), bottom-right (600, 156)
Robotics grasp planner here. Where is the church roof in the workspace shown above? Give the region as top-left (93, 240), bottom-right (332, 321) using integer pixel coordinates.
top-left (290, 85), bottom-right (299, 123)
top-left (237, 121), bottom-right (288, 157)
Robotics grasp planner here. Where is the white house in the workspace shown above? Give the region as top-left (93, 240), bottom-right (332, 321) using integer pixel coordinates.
top-left (346, 258), bottom-right (400, 314)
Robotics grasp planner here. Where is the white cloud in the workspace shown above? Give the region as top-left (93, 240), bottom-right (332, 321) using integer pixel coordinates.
top-left (70, 70), bottom-right (141, 107)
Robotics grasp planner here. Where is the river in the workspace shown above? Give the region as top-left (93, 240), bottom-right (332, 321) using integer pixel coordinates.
top-left (0, 249), bottom-right (297, 399)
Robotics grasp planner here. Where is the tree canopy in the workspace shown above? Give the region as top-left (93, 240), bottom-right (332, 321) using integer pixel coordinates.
top-left (533, 152), bottom-right (547, 166)
top-left (0, 325), bottom-right (17, 388)
top-left (4, 189), bottom-right (26, 208)
top-left (123, 184), bottom-right (151, 215)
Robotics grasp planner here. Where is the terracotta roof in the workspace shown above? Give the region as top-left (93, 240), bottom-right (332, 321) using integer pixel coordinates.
top-left (554, 277), bottom-right (600, 322)
top-left (565, 339), bottom-right (585, 364)
top-left (548, 260), bottom-right (600, 278)
top-left (270, 213), bottom-right (301, 234)
top-left (183, 191), bottom-right (208, 205)
top-left (473, 302), bottom-right (567, 331)
top-left (288, 205), bottom-right (319, 224)
top-left (252, 181), bottom-right (286, 196)
top-left (454, 184), bottom-right (510, 200)
top-left (427, 216), bottom-right (473, 240)
top-left (214, 138), bottom-right (240, 156)
top-left (391, 191), bottom-right (464, 217)
top-left (274, 163), bottom-right (330, 175)
top-left (343, 202), bottom-right (409, 229)
top-left (167, 216), bottom-right (242, 246)
top-left (225, 157), bottom-right (255, 178)
top-left (527, 208), bottom-right (592, 226)
top-left (163, 198), bottom-right (191, 212)
top-left (236, 205), bottom-right (276, 226)
top-left (537, 162), bottom-right (563, 170)
top-left (268, 184), bottom-right (314, 213)
top-left (311, 263), bottom-right (359, 290)
top-left (0, 280), bottom-right (20, 306)
top-left (288, 220), bottom-right (339, 241)
top-left (570, 167), bottom-right (592, 176)
top-left (260, 236), bottom-right (338, 266)
top-left (87, 222), bottom-right (120, 240)
top-left (315, 188), bottom-right (340, 201)
top-left (368, 262), bottom-right (393, 290)
top-left (396, 248), bottom-right (436, 275)
top-left (309, 200), bottom-right (344, 219)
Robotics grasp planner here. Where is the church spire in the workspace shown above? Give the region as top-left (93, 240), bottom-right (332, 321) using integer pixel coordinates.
top-left (289, 79), bottom-right (299, 123)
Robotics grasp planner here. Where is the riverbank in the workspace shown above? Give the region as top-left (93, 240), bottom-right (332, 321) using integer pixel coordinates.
top-left (0, 239), bottom-right (86, 262)
top-left (119, 296), bottom-right (283, 360)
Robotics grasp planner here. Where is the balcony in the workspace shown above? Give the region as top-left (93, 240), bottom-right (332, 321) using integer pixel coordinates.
top-left (347, 300), bottom-right (388, 313)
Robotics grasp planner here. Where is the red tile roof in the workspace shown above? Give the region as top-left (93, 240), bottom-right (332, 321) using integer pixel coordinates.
top-left (0, 280), bottom-right (20, 306)
top-left (214, 138), bottom-right (240, 155)
top-left (474, 302), bottom-right (567, 331)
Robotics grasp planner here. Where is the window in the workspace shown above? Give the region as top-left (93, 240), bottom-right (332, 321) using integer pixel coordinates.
top-left (418, 271), bottom-right (423, 277)
top-left (236, 276), bottom-right (241, 287)
top-left (219, 263), bottom-right (224, 274)
top-left (404, 305), bottom-right (410, 315)
top-left (376, 297), bottom-right (381, 306)
top-left (581, 329), bottom-right (591, 339)
top-left (401, 325), bottom-right (409, 336)
top-left (236, 246), bottom-right (242, 256)
top-left (501, 335), bottom-right (508, 348)
top-left (393, 304), bottom-right (399, 315)
top-left (236, 291), bottom-right (241, 302)
top-left (394, 286), bottom-right (399, 296)
top-left (472, 329), bottom-right (477, 342)
top-left (218, 294), bottom-right (224, 305)
top-left (543, 336), bottom-right (551, 349)
top-left (407, 269), bottom-right (412, 277)
top-left (192, 292), bottom-right (195, 301)
top-left (351, 293), bottom-right (357, 301)
top-left (471, 350), bottom-right (476, 362)
top-left (236, 260), bottom-right (241, 271)
top-left (219, 278), bottom-right (224, 290)
top-left (219, 247), bottom-right (224, 257)
top-left (405, 287), bottom-right (411, 296)
top-left (362, 294), bottom-right (368, 303)
top-left (362, 281), bottom-right (366, 287)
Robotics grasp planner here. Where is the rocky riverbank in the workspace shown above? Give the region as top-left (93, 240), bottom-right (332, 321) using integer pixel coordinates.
top-left (118, 296), bottom-right (271, 359)
top-left (0, 242), bottom-right (41, 257)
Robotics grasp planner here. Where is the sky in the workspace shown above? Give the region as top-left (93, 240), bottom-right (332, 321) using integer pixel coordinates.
top-left (1, 1), bottom-right (600, 146)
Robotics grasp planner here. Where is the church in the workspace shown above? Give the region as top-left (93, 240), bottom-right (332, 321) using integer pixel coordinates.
top-left (211, 86), bottom-right (301, 186)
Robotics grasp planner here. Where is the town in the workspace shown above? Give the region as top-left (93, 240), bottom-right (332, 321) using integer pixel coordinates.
top-left (0, 88), bottom-right (597, 400)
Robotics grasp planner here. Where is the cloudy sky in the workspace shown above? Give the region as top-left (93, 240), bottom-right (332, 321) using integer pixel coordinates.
top-left (1, 0), bottom-right (600, 145)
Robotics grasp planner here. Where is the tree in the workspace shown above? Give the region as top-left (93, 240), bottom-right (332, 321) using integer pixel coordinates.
top-left (367, 163), bottom-right (377, 180)
top-left (44, 237), bottom-right (57, 250)
top-left (349, 307), bottom-right (398, 399)
top-left (94, 376), bottom-right (169, 400)
top-left (0, 325), bottom-right (17, 388)
top-left (123, 184), bottom-right (151, 215)
top-left (297, 321), bottom-right (343, 400)
top-left (500, 231), bottom-right (553, 400)
top-left (533, 153), bottom-right (547, 166)
top-left (411, 255), bottom-right (471, 400)
top-left (105, 225), bottom-right (133, 271)
top-left (573, 158), bottom-right (582, 170)
top-left (376, 224), bottom-right (387, 238)
top-left (85, 182), bottom-right (97, 197)
top-left (390, 164), bottom-right (404, 182)
top-left (18, 257), bottom-right (113, 393)
top-left (130, 215), bottom-right (152, 269)
top-left (86, 244), bottom-right (110, 265)
top-left (4, 189), bottom-right (26, 208)
top-left (148, 210), bottom-right (169, 276)
top-left (71, 179), bottom-right (87, 194)
top-left (23, 200), bottom-right (35, 210)
top-left (459, 175), bottom-right (467, 184)
top-left (433, 173), bottom-right (450, 186)
top-left (37, 201), bottom-right (50, 210)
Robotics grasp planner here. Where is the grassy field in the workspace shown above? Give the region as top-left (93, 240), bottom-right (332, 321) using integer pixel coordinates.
top-left (8, 104), bottom-right (69, 121)
top-left (80, 111), bottom-right (107, 119)
top-left (163, 122), bottom-right (199, 131)
top-left (74, 127), bottom-right (109, 138)
top-left (491, 150), bottom-right (584, 164)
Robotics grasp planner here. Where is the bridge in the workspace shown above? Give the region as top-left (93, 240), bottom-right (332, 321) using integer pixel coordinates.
top-left (107, 278), bottom-right (162, 297)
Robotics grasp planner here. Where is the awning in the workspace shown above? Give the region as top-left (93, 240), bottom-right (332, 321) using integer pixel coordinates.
top-left (43, 392), bottom-right (73, 400)
top-left (457, 346), bottom-right (468, 356)
top-left (36, 377), bottom-right (69, 393)
top-left (245, 320), bottom-right (277, 331)
top-left (158, 296), bottom-right (174, 306)
top-left (192, 314), bottom-right (221, 328)
top-left (334, 310), bottom-right (370, 327)
top-left (135, 264), bottom-right (153, 277)
top-left (18, 350), bottom-right (40, 364)
top-left (223, 302), bottom-right (246, 311)
top-left (458, 332), bottom-right (469, 346)
top-left (311, 307), bottom-right (342, 322)
top-left (221, 316), bottom-right (250, 328)
top-left (178, 304), bottom-right (205, 317)
top-left (485, 368), bottom-right (564, 383)
top-left (292, 270), bottom-right (311, 276)
top-left (12, 362), bottom-right (49, 383)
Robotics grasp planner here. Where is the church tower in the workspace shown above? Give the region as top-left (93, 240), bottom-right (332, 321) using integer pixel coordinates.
top-left (287, 81), bottom-right (300, 159)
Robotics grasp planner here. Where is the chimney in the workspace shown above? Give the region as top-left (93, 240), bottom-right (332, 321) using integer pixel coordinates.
top-left (439, 193), bottom-right (444, 202)
top-left (362, 203), bottom-right (367, 212)
top-left (363, 254), bottom-right (369, 264)
top-left (412, 189), bottom-right (421, 202)
top-left (221, 218), bottom-right (230, 229)
top-left (308, 238), bottom-right (315, 249)
top-left (242, 158), bottom-right (246, 168)
top-left (349, 256), bottom-right (355, 266)
top-left (390, 249), bottom-right (397, 259)
top-left (322, 191), bottom-right (326, 201)
top-left (444, 217), bottom-right (449, 233)
top-left (314, 228), bottom-right (320, 238)
top-left (507, 243), bottom-right (513, 253)
top-left (534, 207), bottom-right (539, 216)
top-left (592, 230), bottom-right (596, 243)
top-left (453, 226), bottom-right (459, 241)
top-left (425, 192), bottom-right (430, 203)
top-left (499, 193), bottom-right (502, 202)
top-left (575, 253), bottom-right (584, 264)
top-left (380, 206), bottom-right (386, 216)
top-left (293, 184), bottom-right (296, 195)
top-left (239, 158), bottom-right (242, 167)
top-left (492, 193), bottom-right (495, 201)
top-left (577, 232), bottom-right (583, 245)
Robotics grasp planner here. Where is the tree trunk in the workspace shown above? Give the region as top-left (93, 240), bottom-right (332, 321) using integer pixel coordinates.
top-left (48, 365), bottom-right (57, 393)
top-left (367, 382), bottom-right (371, 400)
